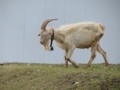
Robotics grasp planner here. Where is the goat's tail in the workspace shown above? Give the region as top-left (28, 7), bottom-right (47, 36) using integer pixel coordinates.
top-left (99, 24), bottom-right (105, 31)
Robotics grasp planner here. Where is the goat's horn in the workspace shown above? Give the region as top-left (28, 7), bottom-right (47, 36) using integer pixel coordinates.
top-left (41, 19), bottom-right (58, 30)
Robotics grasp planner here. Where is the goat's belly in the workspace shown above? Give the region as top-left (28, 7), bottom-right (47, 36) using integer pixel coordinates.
top-left (76, 44), bottom-right (91, 49)
top-left (75, 40), bottom-right (91, 49)
top-left (73, 33), bottom-right (94, 49)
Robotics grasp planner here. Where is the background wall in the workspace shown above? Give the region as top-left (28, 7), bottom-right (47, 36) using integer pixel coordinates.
top-left (0, 0), bottom-right (120, 64)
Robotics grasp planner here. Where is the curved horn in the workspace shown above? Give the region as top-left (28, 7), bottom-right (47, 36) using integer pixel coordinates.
top-left (41, 19), bottom-right (58, 30)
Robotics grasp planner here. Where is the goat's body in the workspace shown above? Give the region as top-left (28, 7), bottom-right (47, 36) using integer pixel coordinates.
top-left (55, 22), bottom-right (104, 50)
top-left (39, 19), bottom-right (109, 68)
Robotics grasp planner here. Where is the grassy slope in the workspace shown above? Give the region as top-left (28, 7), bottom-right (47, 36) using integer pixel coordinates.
top-left (0, 64), bottom-right (120, 90)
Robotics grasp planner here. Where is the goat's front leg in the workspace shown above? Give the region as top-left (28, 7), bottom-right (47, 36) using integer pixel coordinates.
top-left (65, 47), bottom-right (79, 68)
top-left (64, 50), bottom-right (68, 68)
top-left (64, 56), bottom-right (68, 68)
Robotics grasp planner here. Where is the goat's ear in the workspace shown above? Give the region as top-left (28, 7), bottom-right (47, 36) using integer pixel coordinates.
top-left (38, 34), bottom-right (40, 36)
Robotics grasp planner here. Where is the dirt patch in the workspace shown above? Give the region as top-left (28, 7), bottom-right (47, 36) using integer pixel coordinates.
top-left (99, 77), bottom-right (120, 90)
top-left (42, 72), bottom-right (120, 90)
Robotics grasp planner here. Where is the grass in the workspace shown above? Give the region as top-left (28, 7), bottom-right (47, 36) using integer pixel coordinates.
top-left (0, 63), bottom-right (120, 90)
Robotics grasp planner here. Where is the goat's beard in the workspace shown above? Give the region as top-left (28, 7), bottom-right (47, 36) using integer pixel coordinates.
top-left (43, 44), bottom-right (51, 51)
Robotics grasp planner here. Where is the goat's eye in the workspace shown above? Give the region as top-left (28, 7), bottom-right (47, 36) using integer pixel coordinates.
top-left (38, 34), bottom-right (40, 36)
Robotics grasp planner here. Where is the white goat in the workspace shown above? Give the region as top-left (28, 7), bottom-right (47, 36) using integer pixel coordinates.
top-left (38, 19), bottom-right (109, 68)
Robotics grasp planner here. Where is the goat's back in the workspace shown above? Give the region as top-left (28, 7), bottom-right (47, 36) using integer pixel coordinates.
top-left (58, 22), bottom-right (104, 34)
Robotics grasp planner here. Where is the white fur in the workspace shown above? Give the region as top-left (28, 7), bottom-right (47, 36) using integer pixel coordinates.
top-left (39, 21), bottom-right (109, 68)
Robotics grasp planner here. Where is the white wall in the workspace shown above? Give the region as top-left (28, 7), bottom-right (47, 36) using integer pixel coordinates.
top-left (0, 0), bottom-right (120, 64)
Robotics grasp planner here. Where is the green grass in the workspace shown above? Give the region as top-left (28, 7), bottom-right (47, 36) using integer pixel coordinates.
top-left (0, 63), bottom-right (120, 90)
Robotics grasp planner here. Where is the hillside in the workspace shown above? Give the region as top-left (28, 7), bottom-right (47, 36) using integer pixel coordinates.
top-left (0, 63), bottom-right (120, 90)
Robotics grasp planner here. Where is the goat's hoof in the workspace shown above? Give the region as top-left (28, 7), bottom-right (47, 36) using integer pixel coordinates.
top-left (84, 65), bottom-right (90, 69)
top-left (75, 65), bottom-right (79, 69)
top-left (63, 65), bottom-right (68, 68)
top-left (105, 65), bottom-right (108, 67)
top-left (105, 63), bottom-right (109, 67)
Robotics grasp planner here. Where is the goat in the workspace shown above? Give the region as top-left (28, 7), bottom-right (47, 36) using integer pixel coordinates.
top-left (38, 19), bottom-right (109, 68)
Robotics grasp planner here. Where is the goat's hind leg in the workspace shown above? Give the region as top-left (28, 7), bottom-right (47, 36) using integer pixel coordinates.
top-left (97, 45), bottom-right (109, 67)
top-left (86, 44), bottom-right (97, 68)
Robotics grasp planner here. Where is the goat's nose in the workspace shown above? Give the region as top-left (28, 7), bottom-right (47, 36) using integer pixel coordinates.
top-left (40, 41), bottom-right (43, 44)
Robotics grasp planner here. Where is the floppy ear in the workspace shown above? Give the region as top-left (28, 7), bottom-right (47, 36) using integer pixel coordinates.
top-left (38, 34), bottom-right (40, 36)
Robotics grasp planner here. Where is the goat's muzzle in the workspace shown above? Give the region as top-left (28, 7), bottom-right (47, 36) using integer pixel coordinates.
top-left (40, 41), bottom-right (43, 45)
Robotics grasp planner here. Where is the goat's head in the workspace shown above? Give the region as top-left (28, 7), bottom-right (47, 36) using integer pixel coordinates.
top-left (38, 19), bottom-right (58, 51)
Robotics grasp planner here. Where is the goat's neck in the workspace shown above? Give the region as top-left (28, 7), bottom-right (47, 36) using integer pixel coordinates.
top-left (54, 30), bottom-right (65, 44)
